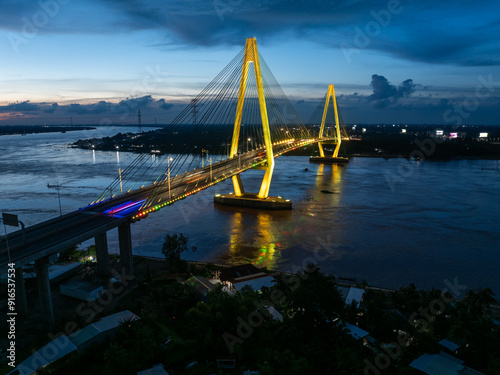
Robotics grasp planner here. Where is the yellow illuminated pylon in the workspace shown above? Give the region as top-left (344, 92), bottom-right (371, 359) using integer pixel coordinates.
top-left (318, 84), bottom-right (342, 158)
top-left (230, 37), bottom-right (274, 199)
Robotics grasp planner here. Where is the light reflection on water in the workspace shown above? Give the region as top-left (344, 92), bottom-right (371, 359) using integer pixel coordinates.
top-left (0, 129), bottom-right (499, 295)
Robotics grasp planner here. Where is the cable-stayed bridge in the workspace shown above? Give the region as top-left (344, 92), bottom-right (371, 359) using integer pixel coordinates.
top-left (0, 38), bottom-right (347, 324)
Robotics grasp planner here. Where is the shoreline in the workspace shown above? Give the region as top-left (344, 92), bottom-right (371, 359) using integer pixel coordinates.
top-left (0, 125), bottom-right (95, 136)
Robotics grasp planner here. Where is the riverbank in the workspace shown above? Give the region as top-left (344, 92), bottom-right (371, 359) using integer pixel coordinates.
top-left (0, 125), bottom-right (95, 136)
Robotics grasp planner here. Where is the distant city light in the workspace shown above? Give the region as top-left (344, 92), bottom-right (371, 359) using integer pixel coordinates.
top-left (449, 133), bottom-right (458, 138)
top-left (479, 132), bottom-right (488, 138)
top-left (401, 129), bottom-right (407, 133)
top-left (436, 130), bottom-right (444, 136)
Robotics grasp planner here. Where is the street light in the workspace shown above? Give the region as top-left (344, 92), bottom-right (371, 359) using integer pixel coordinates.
top-left (118, 168), bottom-right (123, 194)
top-left (247, 138), bottom-right (251, 152)
top-left (47, 182), bottom-right (63, 216)
top-left (209, 158), bottom-right (213, 181)
top-left (201, 149), bottom-right (207, 167)
top-left (116, 145), bottom-right (120, 163)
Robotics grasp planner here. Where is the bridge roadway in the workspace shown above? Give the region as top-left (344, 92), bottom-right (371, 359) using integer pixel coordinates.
top-left (0, 138), bottom-right (325, 273)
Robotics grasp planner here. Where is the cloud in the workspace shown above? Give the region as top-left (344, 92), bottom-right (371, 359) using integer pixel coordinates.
top-left (1, 0), bottom-right (498, 66)
top-left (116, 96), bottom-right (155, 111)
top-left (95, 0), bottom-right (500, 66)
top-left (0, 101), bottom-right (40, 112)
top-left (397, 79), bottom-right (416, 98)
top-left (66, 101), bottom-right (112, 115)
top-left (43, 103), bottom-right (59, 113)
top-left (368, 75), bottom-right (416, 109)
top-left (158, 98), bottom-right (174, 110)
top-left (0, 96), bottom-right (179, 125)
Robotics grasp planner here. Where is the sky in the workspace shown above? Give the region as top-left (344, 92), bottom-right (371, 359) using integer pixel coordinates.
top-left (0, 0), bottom-right (499, 125)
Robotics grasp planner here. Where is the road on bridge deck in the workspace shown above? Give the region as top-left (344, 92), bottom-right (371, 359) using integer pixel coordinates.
top-left (0, 139), bottom-right (321, 271)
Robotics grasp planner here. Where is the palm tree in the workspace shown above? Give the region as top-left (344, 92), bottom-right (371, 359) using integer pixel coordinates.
top-left (125, 324), bottom-right (157, 361)
top-left (104, 342), bottom-right (130, 375)
top-left (475, 287), bottom-right (496, 310)
top-left (448, 309), bottom-right (474, 346)
top-left (462, 288), bottom-right (496, 313)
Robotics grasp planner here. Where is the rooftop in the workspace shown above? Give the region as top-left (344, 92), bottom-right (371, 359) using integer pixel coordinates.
top-left (410, 353), bottom-right (484, 375)
top-left (219, 264), bottom-right (265, 282)
top-left (233, 275), bottom-right (275, 291)
top-left (137, 364), bottom-right (170, 375)
top-left (344, 322), bottom-right (369, 340)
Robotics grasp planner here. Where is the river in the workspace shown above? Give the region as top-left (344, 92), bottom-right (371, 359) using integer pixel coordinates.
top-left (1, 127), bottom-right (499, 295)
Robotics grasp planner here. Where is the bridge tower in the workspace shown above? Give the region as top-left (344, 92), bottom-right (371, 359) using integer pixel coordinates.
top-left (310, 84), bottom-right (349, 164)
top-left (214, 37), bottom-right (291, 209)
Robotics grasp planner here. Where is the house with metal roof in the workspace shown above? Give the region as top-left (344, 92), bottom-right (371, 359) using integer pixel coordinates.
top-left (410, 352), bottom-right (484, 375)
top-left (68, 309), bottom-right (139, 353)
top-left (137, 363), bottom-right (170, 375)
top-left (233, 275), bottom-right (275, 291)
top-left (345, 287), bottom-right (365, 307)
top-left (7, 335), bottom-right (77, 375)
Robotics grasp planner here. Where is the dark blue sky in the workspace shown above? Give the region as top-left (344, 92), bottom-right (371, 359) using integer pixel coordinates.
top-left (1, 0), bottom-right (499, 125)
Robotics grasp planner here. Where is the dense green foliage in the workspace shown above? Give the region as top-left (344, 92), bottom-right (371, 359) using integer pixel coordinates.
top-left (36, 267), bottom-right (498, 374)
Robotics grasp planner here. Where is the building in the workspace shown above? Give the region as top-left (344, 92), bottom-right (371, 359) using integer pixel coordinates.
top-left (438, 338), bottom-right (460, 355)
top-left (60, 279), bottom-right (103, 301)
top-left (345, 287), bottom-right (365, 307)
top-left (233, 276), bottom-right (275, 291)
top-left (184, 275), bottom-right (221, 297)
top-left (7, 309), bottom-right (142, 375)
top-left (219, 264), bottom-right (275, 292)
top-left (410, 352), bottom-right (484, 375)
top-left (7, 336), bottom-right (77, 375)
top-left (219, 264), bottom-right (266, 281)
top-left (68, 310), bottom-right (140, 353)
top-left (344, 322), bottom-right (369, 340)
top-left (137, 363), bottom-right (170, 375)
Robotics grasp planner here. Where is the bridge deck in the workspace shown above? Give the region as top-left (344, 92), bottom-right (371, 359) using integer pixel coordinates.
top-left (0, 138), bottom-right (331, 271)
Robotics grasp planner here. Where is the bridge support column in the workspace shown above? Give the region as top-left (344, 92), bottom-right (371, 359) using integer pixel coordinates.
top-left (35, 256), bottom-right (55, 325)
top-left (15, 267), bottom-right (28, 316)
top-left (310, 84), bottom-right (349, 164)
top-left (119, 222), bottom-right (134, 277)
top-left (95, 232), bottom-right (110, 276)
top-left (215, 37), bottom-right (291, 210)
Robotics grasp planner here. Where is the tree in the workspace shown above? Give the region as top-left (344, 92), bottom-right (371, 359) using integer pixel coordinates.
top-left (58, 246), bottom-right (82, 262)
top-left (161, 233), bottom-right (197, 273)
top-left (103, 342), bottom-right (131, 375)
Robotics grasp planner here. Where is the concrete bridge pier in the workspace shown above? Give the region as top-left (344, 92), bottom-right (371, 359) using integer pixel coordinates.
top-left (35, 256), bottom-right (55, 325)
top-left (15, 267), bottom-right (28, 316)
top-left (95, 232), bottom-right (110, 276)
top-left (118, 221), bottom-right (134, 277)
